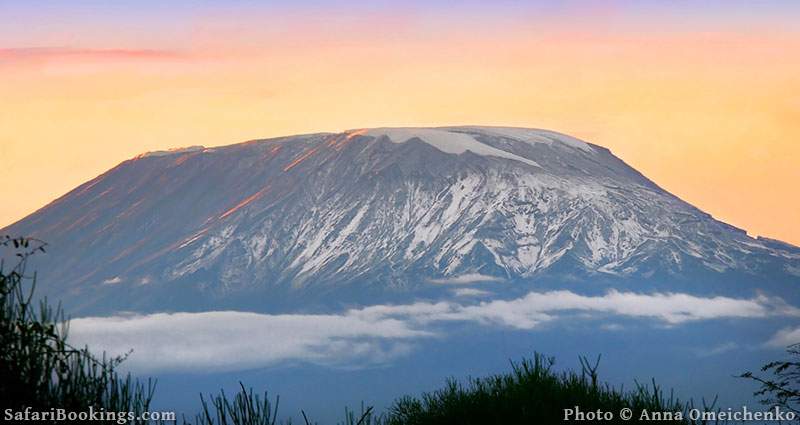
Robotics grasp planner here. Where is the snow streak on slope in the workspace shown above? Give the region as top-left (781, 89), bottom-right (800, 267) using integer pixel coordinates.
top-left (3, 126), bottom-right (798, 314)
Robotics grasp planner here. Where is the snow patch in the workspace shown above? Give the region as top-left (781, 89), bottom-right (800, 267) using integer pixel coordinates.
top-left (362, 128), bottom-right (541, 168)
top-left (452, 126), bottom-right (594, 152)
top-left (136, 146), bottom-right (204, 158)
top-left (102, 276), bottom-right (122, 285)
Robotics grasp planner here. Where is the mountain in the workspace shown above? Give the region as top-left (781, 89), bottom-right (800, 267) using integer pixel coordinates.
top-left (3, 126), bottom-right (799, 314)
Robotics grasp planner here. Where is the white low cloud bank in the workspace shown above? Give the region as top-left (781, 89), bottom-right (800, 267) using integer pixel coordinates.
top-left (69, 290), bottom-right (800, 373)
top-left (70, 311), bottom-right (427, 373)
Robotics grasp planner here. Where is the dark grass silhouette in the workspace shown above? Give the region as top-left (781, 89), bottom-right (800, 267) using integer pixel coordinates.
top-left (1, 236), bottom-right (156, 424)
top-left (381, 354), bottom-right (696, 424)
top-left (192, 355), bottom-right (714, 424)
top-left (188, 383), bottom-right (282, 425)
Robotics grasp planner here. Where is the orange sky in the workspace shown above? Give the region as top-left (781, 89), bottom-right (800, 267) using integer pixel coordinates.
top-left (1, 5), bottom-right (799, 245)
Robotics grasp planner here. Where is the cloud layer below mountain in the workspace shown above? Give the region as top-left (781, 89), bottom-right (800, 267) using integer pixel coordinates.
top-left (69, 290), bottom-right (800, 373)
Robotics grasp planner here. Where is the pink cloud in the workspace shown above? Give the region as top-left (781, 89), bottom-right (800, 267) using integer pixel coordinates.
top-left (0, 47), bottom-right (186, 63)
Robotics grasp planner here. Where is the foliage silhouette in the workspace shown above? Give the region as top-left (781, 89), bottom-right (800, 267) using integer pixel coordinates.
top-left (1, 236), bottom-right (156, 424)
top-left (740, 343), bottom-right (800, 416)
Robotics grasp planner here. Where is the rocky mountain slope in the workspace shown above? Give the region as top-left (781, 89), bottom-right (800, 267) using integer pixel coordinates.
top-left (4, 126), bottom-right (798, 313)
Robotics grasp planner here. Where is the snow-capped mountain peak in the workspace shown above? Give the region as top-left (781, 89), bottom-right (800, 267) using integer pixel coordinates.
top-left (3, 126), bottom-right (797, 313)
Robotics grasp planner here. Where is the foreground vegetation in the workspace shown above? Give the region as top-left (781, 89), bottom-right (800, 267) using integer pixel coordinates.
top-left (1, 236), bottom-right (156, 424)
top-left (186, 355), bottom-right (697, 424)
top-left (383, 355), bottom-right (697, 424)
top-left (190, 356), bottom-right (701, 425)
top-left (2, 235), bottom-right (798, 424)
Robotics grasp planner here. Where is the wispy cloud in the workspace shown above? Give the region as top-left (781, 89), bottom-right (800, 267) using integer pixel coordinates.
top-left (766, 327), bottom-right (800, 348)
top-left (0, 47), bottom-right (185, 62)
top-left (428, 273), bottom-right (503, 285)
top-left (352, 290), bottom-right (800, 329)
top-left (69, 290), bottom-right (800, 373)
top-left (452, 288), bottom-right (492, 297)
top-left (0, 46), bottom-right (191, 75)
top-left (695, 342), bottom-right (739, 358)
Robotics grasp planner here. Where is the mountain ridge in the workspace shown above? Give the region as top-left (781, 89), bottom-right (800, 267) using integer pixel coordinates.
top-left (3, 126), bottom-right (798, 314)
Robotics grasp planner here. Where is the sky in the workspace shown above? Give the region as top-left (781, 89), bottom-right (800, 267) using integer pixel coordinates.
top-left (1, 1), bottom-right (799, 245)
